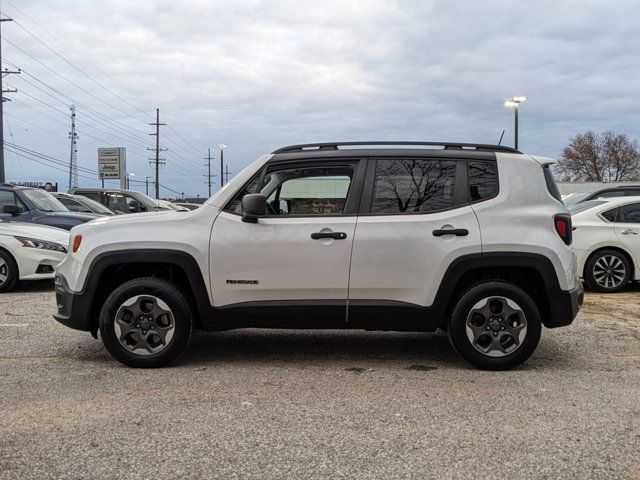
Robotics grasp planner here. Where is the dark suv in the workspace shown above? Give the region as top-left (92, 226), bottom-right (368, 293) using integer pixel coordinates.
top-left (69, 188), bottom-right (170, 214)
top-left (0, 184), bottom-right (100, 230)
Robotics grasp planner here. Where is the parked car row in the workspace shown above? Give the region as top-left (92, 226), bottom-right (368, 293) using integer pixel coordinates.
top-left (0, 183), bottom-right (200, 291)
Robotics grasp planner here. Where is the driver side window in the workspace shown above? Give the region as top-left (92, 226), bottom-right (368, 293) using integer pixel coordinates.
top-left (263, 166), bottom-right (353, 216)
top-left (0, 191), bottom-right (27, 213)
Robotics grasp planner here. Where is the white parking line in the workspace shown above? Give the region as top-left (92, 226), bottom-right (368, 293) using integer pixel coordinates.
top-left (0, 323), bottom-right (29, 327)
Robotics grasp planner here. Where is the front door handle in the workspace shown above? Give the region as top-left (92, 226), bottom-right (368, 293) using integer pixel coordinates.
top-left (432, 228), bottom-right (469, 237)
top-left (311, 231), bottom-right (347, 240)
top-left (622, 229), bottom-right (638, 235)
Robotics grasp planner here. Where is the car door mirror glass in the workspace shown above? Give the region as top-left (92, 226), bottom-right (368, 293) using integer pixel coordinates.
top-left (241, 194), bottom-right (267, 223)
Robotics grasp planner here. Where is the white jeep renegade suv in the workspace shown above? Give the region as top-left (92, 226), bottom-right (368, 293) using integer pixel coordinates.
top-left (54, 141), bottom-right (583, 370)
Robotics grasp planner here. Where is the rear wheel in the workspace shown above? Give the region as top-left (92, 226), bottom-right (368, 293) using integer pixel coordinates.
top-left (448, 281), bottom-right (541, 370)
top-left (584, 249), bottom-right (630, 293)
top-left (0, 250), bottom-right (18, 293)
top-left (99, 277), bottom-right (194, 367)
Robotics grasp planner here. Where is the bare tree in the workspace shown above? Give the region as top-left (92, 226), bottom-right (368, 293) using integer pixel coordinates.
top-left (556, 131), bottom-right (640, 182)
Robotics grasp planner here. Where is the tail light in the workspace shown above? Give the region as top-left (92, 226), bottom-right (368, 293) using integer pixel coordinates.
top-left (554, 214), bottom-right (572, 245)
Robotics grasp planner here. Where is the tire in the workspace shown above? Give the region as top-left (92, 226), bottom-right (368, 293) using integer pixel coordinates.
top-left (99, 277), bottom-right (194, 367)
top-left (448, 281), bottom-right (542, 370)
top-left (584, 249), bottom-right (631, 293)
top-left (0, 249), bottom-right (19, 293)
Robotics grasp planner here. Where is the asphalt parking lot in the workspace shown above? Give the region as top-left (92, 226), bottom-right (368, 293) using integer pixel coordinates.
top-left (0, 283), bottom-right (639, 480)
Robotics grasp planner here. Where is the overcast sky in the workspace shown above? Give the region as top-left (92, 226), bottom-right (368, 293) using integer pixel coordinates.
top-left (2, 0), bottom-right (639, 198)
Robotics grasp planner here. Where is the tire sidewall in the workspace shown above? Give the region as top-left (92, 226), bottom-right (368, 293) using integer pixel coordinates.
top-left (585, 249), bottom-right (630, 293)
top-left (449, 281), bottom-right (542, 370)
top-left (0, 249), bottom-right (18, 293)
top-left (99, 278), bottom-right (193, 367)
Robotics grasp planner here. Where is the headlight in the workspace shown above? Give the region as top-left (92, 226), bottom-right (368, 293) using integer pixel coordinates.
top-left (15, 236), bottom-right (68, 253)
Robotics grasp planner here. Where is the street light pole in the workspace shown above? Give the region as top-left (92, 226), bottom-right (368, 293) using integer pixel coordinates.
top-left (504, 96), bottom-right (526, 150)
top-left (217, 144), bottom-right (227, 187)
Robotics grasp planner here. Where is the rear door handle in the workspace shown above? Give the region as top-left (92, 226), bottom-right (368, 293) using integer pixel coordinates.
top-left (432, 228), bottom-right (469, 237)
top-left (622, 229), bottom-right (638, 235)
top-left (311, 232), bottom-right (347, 240)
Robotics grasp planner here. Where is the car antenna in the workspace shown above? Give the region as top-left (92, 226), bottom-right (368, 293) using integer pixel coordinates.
top-left (498, 129), bottom-right (505, 146)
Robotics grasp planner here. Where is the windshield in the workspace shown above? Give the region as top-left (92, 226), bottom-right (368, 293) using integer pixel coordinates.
top-left (22, 188), bottom-right (68, 212)
top-left (563, 190), bottom-right (594, 206)
top-left (75, 195), bottom-right (114, 214)
top-left (133, 192), bottom-right (168, 209)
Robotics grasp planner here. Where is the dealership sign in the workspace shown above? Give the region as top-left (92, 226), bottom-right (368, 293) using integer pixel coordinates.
top-left (98, 147), bottom-right (126, 181)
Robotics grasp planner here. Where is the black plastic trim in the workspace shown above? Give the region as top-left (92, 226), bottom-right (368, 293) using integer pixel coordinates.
top-left (272, 141), bottom-right (521, 154)
top-left (53, 249), bottom-right (215, 332)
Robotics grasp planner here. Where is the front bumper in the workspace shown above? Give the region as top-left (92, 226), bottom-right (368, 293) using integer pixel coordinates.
top-left (18, 248), bottom-right (66, 281)
top-left (53, 275), bottom-right (94, 332)
top-left (544, 280), bottom-right (584, 328)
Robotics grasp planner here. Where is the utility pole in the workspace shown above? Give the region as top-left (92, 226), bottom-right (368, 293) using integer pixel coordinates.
top-left (0, 6), bottom-right (20, 184)
top-left (203, 147), bottom-right (217, 197)
top-left (68, 105), bottom-right (78, 189)
top-left (148, 108), bottom-right (166, 199)
top-left (225, 164), bottom-right (229, 184)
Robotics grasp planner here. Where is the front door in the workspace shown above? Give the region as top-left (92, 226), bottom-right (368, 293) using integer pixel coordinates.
top-left (210, 160), bottom-right (364, 325)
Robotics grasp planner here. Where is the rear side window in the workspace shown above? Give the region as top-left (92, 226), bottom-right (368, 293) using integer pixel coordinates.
top-left (468, 160), bottom-right (498, 202)
top-left (543, 166), bottom-right (562, 202)
top-left (371, 158), bottom-right (456, 214)
top-left (617, 203), bottom-right (640, 223)
top-left (78, 192), bottom-right (103, 203)
top-left (595, 190), bottom-right (625, 199)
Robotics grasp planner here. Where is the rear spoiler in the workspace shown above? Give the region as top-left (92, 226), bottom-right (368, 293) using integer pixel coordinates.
top-left (528, 155), bottom-right (557, 167)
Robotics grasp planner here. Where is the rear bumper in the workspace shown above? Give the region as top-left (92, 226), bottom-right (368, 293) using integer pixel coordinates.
top-left (52, 274), bottom-right (94, 332)
top-left (544, 280), bottom-right (583, 328)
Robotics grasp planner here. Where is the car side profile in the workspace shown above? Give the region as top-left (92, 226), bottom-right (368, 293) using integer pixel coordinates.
top-left (563, 184), bottom-right (640, 206)
top-left (570, 196), bottom-right (640, 292)
top-left (0, 184), bottom-right (100, 230)
top-left (0, 217), bottom-right (69, 292)
top-left (54, 141), bottom-right (582, 370)
top-left (69, 188), bottom-right (171, 214)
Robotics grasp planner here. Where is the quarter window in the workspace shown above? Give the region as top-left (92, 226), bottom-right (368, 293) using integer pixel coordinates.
top-left (371, 158), bottom-right (457, 214)
top-left (600, 208), bottom-right (617, 222)
top-left (468, 160), bottom-right (499, 202)
top-left (617, 203), bottom-right (640, 223)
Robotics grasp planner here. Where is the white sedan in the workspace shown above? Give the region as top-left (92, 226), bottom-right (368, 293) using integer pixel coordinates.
top-left (570, 196), bottom-right (640, 292)
top-left (0, 217), bottom-right (69, 292)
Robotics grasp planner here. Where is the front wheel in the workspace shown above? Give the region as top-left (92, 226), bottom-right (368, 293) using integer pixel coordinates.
top-left (99, 277), bottom-right (194, 367)
top-left (448, 281), bottom-right (542, 370)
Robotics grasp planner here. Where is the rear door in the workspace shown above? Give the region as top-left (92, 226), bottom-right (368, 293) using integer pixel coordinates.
top-left (347, 156), bottom-right (481, 322)
top-left (613, 202), bottom-right (640, 279)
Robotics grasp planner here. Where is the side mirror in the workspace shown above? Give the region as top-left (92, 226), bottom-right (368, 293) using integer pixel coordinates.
top-left (2, 205), bottom-right (20, 217)
top-left (128, 201), bottom-right (142, 213)
top-left (241, 194), bottom-right (267, 223)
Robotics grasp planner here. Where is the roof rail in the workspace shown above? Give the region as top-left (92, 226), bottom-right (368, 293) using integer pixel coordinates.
top-left (272, 141), bottom-right (521, 154)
